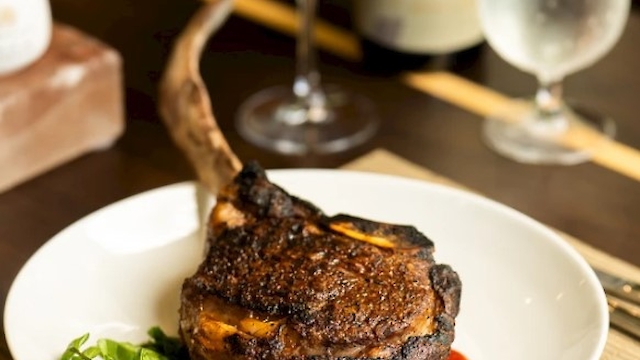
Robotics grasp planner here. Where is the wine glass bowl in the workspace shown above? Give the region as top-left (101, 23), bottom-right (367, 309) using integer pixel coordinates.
top-left (477, 0), bottom-right (630, 165)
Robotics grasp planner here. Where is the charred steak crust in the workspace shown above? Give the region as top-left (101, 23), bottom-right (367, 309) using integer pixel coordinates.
top-left (180, 162), bottom-right (462, 360)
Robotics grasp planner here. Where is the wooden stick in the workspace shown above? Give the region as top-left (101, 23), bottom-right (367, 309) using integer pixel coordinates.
top-left (402, 71), bottom-right (516, 119)
top-left (406, 72), bottom-right (640, 179)
top-left (233, 0), bottom-right (361, 61)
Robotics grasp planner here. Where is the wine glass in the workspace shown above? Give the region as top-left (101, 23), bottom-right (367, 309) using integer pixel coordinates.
top-left (235, 0), bottom-right (379, 155)
top-left (477, 0), bottom-right (630, 165)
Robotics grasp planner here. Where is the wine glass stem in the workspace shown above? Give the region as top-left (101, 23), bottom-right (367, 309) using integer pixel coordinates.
top-left (534, 78), bottom-right (568, 134)
top-left (294, 0), bottom-right (327, 123)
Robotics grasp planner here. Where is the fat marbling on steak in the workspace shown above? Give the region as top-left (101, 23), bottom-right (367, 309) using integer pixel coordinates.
top-left (179, 162), bottom-right (462, 360)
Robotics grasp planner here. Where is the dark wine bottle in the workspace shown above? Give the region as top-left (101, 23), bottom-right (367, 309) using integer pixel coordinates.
top-left (353, 0), bottom-right (485, 74)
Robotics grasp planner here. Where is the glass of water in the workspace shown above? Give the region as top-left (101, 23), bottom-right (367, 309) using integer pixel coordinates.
top-left (477, 0), bottom-right (630, 165)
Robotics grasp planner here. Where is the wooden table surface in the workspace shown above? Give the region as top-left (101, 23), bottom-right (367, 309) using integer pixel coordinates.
top-left (2, 0), bottom-right (640, 357)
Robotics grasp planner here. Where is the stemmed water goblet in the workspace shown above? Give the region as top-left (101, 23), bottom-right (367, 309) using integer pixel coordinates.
top-left (235, 0), bottom-right (378, 155)
top-left (477, 0), bottom-right (631, 165)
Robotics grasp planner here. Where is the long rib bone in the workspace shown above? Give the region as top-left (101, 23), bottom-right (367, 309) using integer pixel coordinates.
top-left (158, 0), bottom-right (242, 196)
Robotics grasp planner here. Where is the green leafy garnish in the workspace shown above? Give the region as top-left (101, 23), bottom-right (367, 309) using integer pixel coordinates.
top-left (60, 327), bottom-right (189, 360)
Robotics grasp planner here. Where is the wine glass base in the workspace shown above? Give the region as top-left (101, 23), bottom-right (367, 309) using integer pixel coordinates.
top-left (236, 85), bottom-right (379, 155)
top-left (482, 100), bottom-right (615, 165)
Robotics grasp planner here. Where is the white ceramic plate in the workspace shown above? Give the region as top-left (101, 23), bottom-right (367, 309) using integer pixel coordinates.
top-left (4, 170), bottom-right (608, 360)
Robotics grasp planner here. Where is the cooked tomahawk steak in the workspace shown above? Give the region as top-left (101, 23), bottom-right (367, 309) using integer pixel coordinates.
top-left (158, 2), bottom-right (461, 358)
top-left (179, 162), bottom-right (461, 360)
